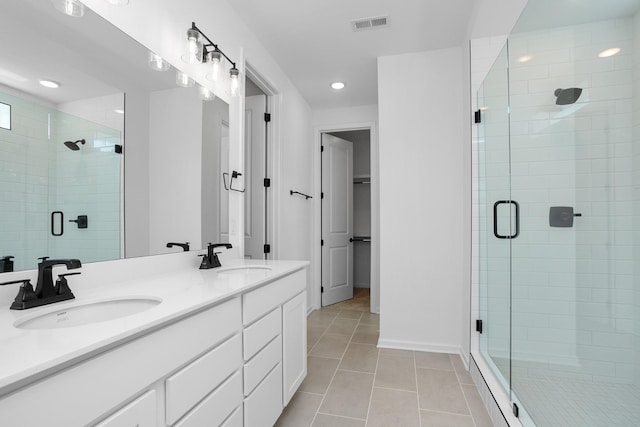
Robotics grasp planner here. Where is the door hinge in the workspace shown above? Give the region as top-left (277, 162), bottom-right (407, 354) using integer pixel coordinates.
top-left (321, 240), bottom-right (324, 246)
top-left (264, 178), bottom-right (271, 188)
top-left (321, 192), bottom-right (324, 199)
top-left (321, 145), bottom-right (324, 152)
top-left (474, 109), bottom-right (482, 124)
top-left (263, 244), bottom-right (271, 254)
top-left (321, 286), bottom-right (324, 293)
top-left (476, 319), bottom-right (483, 334)
top-left (513, 403), bottom-right (519, 418)
top-left (264, 113), bottom-right (271, 122)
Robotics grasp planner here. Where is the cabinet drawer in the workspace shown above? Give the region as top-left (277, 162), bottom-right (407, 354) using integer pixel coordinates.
top-left (221, 406), bottom-right (243, 427)
top-left (244, 335), bottom-right (282, 395)
top-left (166, 334), bottom-right (242, 425)
top-left (244, 363), bottom-right (283, 427)
top-left (243, 269), bottom-right (305, 325)
top-left (94, 390), bottom-right (156, 427)
top-left (174, 371), bottom-right (242, 427)
top-left (243, 307), bottom-right (281, 360)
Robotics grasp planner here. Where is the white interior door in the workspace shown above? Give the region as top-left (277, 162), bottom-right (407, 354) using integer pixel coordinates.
top-left (322, 134), bottom-right (353, 306)
top-left (244, 95), bottom-right (266, 259)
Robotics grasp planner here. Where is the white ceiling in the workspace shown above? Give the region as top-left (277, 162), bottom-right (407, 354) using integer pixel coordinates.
top-left (228, 0), bottom-right (476, 109)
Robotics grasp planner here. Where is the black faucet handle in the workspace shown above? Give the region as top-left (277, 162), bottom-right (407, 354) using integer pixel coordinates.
top-left (58, 272), bottom-right (82, 278)
top-left (38, 256), bottom-right (50, 263)
top-left (0, 279), bottom-right (38, 310)
top-left (55, 272), bottom-right (79, 296)
top-left (0, 278), bottom-right (32, 286)
top-left (1, 255), bottom-right (14, 261)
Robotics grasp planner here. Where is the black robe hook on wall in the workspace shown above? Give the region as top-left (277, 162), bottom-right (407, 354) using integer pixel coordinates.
top-left (222, 170), bottom-right (245, 192)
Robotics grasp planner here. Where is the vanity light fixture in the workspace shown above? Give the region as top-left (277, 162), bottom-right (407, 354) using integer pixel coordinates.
top-left (331, 82), bottom-right (345, 90)
top-left (200, 86), bottom-right (216, 101)
top-left (182, 22), bottom-right (241, 96)
top-left (114, 109), bottom-right (125, 114)
top-left (52, 0), bottom-right (85, 17)
top-left (148, 52), bottom-right (170, 71)
top-left (175, 70), bottom-right (194, 88)
top-left (517, 54), bottom-right (533, 63)
top-left (104, 0), bottom-right (129, 5)
top-left (598, 47), bottom-right (621, 58)
top-left (39, 79), bottom-right (60, 89)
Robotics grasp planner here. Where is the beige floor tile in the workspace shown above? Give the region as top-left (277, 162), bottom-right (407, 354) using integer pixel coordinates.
top-left (419, 410), bottom-right (475, 427)
top-left (359, 312), bottom-right (380, 326)
top-left (308, 310), bottom-right (339, 327)
top-left (367, 387), bottom-right (420, 427)
top-left (309, 334), bottom-right (350, 359)
top-left (339, 343), bottom-right (378, 373)
top-left (307, 326), bottom-right (326, 349)
top-left (375, 350), bottom-right (417, 391)
top-left (351, 332), bottom-right (379, 345)
top-left (312, 414), bottom-right (365, 427)
top-left (450, 355), bottom-right (474, 385)
top-left (355, 323), bottom-right (380, 334)
top-left (319, 370), bottom-right (374, 419)
top-left (326, 317), bottom-right (359, 335)
top-left (336, 309), bottom-right (363, 320)
top-left (417, 368), bottom-right (469, 415)
top-left (414, 352), bottom-right (454, 371)
top-left (461, 384), bottom-right (494, 427)
top-left (299, 356), bottom-right (340, 394)
top-left (275, 392), bottom-right (323, 427)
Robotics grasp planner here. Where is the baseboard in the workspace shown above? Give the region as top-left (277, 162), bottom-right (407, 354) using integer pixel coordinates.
top-left (377, 339), bottom-right (460, 355)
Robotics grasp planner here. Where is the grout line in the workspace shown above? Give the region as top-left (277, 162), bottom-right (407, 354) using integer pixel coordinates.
top-left (414, 350), bottom-right (422, 427)
top-left (457, 368), bottom-right (478, 427)
top-left (315, 411), bottom-right (367, 421)
top-left (363, 315), bottom-right (380, 427)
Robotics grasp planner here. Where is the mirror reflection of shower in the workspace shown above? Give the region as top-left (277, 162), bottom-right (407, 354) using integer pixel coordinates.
top-left (63, 138), bottom-right (86, 151)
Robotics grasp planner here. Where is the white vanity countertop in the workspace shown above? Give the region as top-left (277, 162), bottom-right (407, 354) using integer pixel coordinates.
top-left (0, 259), bottom-right (308, 396)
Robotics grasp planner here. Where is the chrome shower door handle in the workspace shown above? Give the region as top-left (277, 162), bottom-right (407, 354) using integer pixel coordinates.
top-left (493, 200), bottom-right (519, 239)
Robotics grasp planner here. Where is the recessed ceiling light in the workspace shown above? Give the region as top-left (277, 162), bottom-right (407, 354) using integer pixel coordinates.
top-left (114, 109), bottom-right (125, 114)
top-left (331, 82), bottom-right (345, 90)
top-left (39, 79), bottom-right (60, 89)
top-left (598, 47), bottom-right (621, 58)
top-left (517, 54), bottom-right (533, 63)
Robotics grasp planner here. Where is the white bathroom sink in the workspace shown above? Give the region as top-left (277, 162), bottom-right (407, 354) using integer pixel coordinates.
top-left (14, 296), bottom-right (162, 330)
top-left (216, 265), bottom-right (273, 275)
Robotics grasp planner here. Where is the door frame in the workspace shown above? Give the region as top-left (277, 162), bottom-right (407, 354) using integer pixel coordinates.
top-left (313, 121), bottom-right (379, 313)
top-left (244, 62), bottom-right (280, 260)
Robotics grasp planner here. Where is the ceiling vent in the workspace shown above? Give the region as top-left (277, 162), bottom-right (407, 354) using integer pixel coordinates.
top-left (351, 16), bottom-right (389, 32)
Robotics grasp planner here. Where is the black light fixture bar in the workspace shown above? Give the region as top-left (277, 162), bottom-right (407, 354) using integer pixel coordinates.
top-left (191, 22), bottom-right (236, 69)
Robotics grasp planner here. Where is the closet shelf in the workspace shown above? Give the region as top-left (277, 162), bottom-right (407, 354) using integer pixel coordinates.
top-left (353, 176), bottom-right (371, 184)
top-left (351, 236), bottom-right (371, 242)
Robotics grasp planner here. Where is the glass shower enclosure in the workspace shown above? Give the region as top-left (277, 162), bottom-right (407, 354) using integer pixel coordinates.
top-left (475, 0), bottom-right (640, 425)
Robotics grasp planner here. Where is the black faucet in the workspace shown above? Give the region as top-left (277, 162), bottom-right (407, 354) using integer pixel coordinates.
top-left (0, 257), bottom-right (82, 310)
top-left (0, 256), bottom-right (14, 273)
top-left (167, 242), bottom-right (190, 252)
top-left (199, 243), bottom-right (232, 269)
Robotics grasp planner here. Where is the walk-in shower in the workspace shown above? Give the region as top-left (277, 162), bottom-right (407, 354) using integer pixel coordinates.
top-left (473, 0), bottom-right (640, 426)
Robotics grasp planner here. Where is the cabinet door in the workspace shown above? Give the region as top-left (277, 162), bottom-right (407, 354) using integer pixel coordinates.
top-left (94, 390), bottom-right (156, 427)
top-left (282, 291), bottom-right (307, 405)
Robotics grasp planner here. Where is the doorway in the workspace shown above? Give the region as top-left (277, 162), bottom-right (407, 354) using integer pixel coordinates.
top-left (321, 129), bottom-right (372, 309)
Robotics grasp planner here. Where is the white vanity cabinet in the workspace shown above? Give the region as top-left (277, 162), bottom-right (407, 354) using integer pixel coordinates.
top-left (242, 269), bottom-right (307, 426)
top-left (0, 265), bottom-right (308, 427)
top-left (0, 297), bottom-right (243, 427)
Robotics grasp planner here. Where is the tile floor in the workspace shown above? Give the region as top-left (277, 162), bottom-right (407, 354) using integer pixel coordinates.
top-left (275, 290), bottom-right (494, 427)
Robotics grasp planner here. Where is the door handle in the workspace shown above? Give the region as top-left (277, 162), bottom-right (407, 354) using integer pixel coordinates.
top-left (493, 200), bottom-right (519, 239)
top-left (51, 211), bottom-right (64, 236)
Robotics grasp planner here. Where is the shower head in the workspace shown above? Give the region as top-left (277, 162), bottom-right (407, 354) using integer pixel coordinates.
top-left (554, 88), bottom-right (582, 105)
top-left (64, 139), bottom-right (86, 151)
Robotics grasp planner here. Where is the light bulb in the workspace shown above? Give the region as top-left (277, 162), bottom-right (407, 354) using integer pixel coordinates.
top-left (148, 52), bottom-right (169, 71)
top-left (200, 86), bottom-right (216, 101)
top-left (206, 51), bottom-right (222, 82)
top-left (182, 29), bottom-right (202, 64)
top-left (52, 0), bottom-right (85, 17)
top-left (176, 71), bottom-right (194, 88)
top-left (229, 67), bottom-right (240, 96)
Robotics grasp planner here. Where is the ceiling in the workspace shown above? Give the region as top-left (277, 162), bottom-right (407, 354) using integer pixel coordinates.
top-left (228, 0), bottom-right (476, 110)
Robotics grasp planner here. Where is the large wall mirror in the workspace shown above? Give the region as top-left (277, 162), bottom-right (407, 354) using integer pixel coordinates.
top-left (0, 0), bottom-right (229, 273)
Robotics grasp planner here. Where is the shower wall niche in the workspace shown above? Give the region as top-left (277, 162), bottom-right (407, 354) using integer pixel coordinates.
top-left (0, 89), bottom-right (122, 271)
top-left (473, 1), bottom-right (640, 426)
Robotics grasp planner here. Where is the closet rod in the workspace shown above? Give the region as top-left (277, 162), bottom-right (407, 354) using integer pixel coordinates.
top-left (290, 190), bottom-right (312, 200)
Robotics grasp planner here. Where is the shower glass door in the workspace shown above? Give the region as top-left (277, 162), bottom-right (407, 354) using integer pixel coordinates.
top-left (476, 0), bottom-right (640, 426)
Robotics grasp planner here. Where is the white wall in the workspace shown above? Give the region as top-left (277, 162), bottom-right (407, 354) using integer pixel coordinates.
top-left (378, 48), bottom-right (465, 354)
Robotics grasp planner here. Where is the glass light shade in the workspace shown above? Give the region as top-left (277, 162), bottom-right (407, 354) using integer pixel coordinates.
top-left (229, 67), bottom-right (240, 96)
top-left (205, 51), bottom-right (222, 82)
top-left (182, 29), bottom-right (203, 64)
top-left (175, 71), bottom-right (194, 88)
top-left (148, 52), bottom-right (170, 72)
top-left (199, 86), bottom-right (216, 101)
top-left (52, 0), bottom-right (85, 17)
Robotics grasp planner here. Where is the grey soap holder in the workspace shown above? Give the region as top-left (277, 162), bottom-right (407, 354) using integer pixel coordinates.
top-left (549, 206), bottom-right (581, 227)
